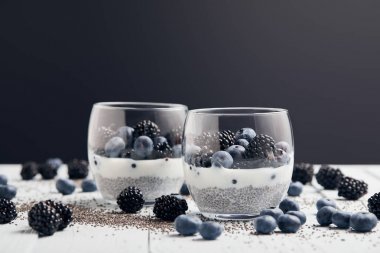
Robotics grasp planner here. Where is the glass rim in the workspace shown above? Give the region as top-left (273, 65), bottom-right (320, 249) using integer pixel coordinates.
top-left (93, 102), bottom-right (188, 111)
top-left (189, 107), bottom-right (288, 116)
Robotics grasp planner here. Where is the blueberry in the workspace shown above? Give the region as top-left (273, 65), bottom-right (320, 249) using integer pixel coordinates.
top-left (254, 215), bottom-right (277, 234)
top-left (154, 136), bottom-right (168, 146)
top-left (275, 141), bottom-right (291, 153)
top-left (174, 215), bottom-right (202, 236)
top-left (287, 211), bottom-right (307, 225)
top-left (199, 222), bottom-right (224, 240)
top-left (316, 206), bottom-right (337, 226)
top-left (81, 179), bottom-right (97, 192)
top-left (273, 149), bottom-right (290, 166)
top-left (279, 198), bottom-right (300, 213)
top-left (173, 144), bottom-right (182, 158)
top-left (316, 198), bottom-right (337, 210)
top-left (277, 214), bottom-right (302, 233)
top-left (0, 174), bottom-right (7, 185)
top-left (46, 158), bottom-right (63, 170)
top-left (105, 137), bottom-right (126, 157)
top-left (56, 179), bottom-right (76, 195)
top-left (0, 185), bottom-right (17, 199)
top-left (179, 183), bottom-right (190, 195)
top-left (116, 126), bottom-right (134, 147)
top-left (332, 211), bottom-right (351, 229)
top-left (350, 212), bottom-right (378, 232)
top-left (133, 136), bottom-right (154, 158)
top-left (287, 182), bottom-right (303, 196)
top-left (226, 145), bottom-right (246, 160)
top-left (235, 139), bottom-right (249, 149)
top-left (235, 128), bottom-right (256, 142)
top-left (211, 151), bottom-right (233, 168)
top-left (260, 208), bottom-right (284, 221)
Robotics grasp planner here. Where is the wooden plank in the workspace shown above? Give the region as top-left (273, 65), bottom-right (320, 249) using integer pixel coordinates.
top-left (1, 165), bottom-right (380, 253)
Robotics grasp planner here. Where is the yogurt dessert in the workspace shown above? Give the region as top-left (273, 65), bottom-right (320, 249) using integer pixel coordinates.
top-left (89, 119), bottom-right (185, 202)
top-left (184, 126), bottom-right (294, 220)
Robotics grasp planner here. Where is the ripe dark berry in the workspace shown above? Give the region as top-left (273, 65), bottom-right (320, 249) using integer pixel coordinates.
top-left (153, 195), bottom-right (188, 221)
top-left (153, 141), bottom-right (173, 158)
top-left (292, 163), bottom-right (314, 184)
top-left (44, 200), bottom-right (73, 230)
top-left (246, 134), bottom-right (275, 160)
top-left (21, 162), bottom-right (39, 180)
top-left (38, 163), bottom-right (58, 180)
top-left (338, 177), bottom-right (368, 200)
top-left (28, 202), bottom-right (62, 236)
top-left (368, 192), bottom-right (380, 219)
top-left (117, 187), bottom-right (145, 213)
top-left (133, 120), bottom-right (161, 139)
top-left (68, 159), bottom-right (89, 179)
top-left (316, 165), bottom-right (344, 189)
top-left (0, 198), bottom-right (17, 224)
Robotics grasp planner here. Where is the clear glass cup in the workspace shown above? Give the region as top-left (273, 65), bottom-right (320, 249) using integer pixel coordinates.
top-left (88, 102), bottom-right (188, 203)
top-left (183, 107), bottom-right (294, 220)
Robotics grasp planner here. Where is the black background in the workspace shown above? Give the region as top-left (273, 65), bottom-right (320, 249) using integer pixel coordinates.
top-left (1, 1), bottom-right (380, 164)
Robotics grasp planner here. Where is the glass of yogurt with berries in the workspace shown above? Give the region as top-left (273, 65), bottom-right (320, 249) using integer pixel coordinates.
top-left (88, 102), bottom-right (188, 203)
top-left (183, 107), bottom-right (294, 220)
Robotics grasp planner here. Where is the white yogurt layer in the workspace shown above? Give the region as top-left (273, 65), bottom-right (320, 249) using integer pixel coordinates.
top-left (88, 150), bottom-right (184, 179)
top-left (184, 157), bottom-right (294, 189)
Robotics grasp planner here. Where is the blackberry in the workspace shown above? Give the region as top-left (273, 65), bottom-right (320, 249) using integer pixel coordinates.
top-left (153, 142), bottom-right (173, 158)
top-left (21, 161), bottom-right (39, 180)
top-left (338, 177), bottom-right (368, 200)
top-left (165, 126), bottom-right (183, 146)
top-left (247, 134), bottom-right (275, 159)
top-left (315, 165), bottom-right (344, 189)
top-left (193, 148), bottom-right (214, 168)
top-left (368, 192), bottom-right (380, 219)
top-left (38, 163), bottom-right (58, 180)
top-left (68, 159), bottom-right (89, 179)
top-left (44, 200), bottom-right (73, 230)
top-left (28, 202), bottom-right (62, 236)
top-left (133, 120), bottom-right (161, 139)
top-left (117, 187), bottom-right (145, 213)
top-left (218, 130), bottom-right (235, 150)
top-left (0, 198), bottom-right (17, 224)
top-left (292, 163), bottom-right (314, 184)
top-left (195, 130), bottom-right (234, 151)
top-left (119, 148), bottom-right (134, 158)
top-left (153, 195), bottom-right (188, 221)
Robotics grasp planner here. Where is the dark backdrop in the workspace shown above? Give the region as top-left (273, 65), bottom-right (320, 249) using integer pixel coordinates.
top-left (1, 1), bottom-right (380, 164)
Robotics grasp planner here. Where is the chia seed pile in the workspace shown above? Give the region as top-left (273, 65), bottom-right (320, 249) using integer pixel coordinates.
top-left (190, 183), bottom-right (288, 214)
top-left (95, 174), bottom-right (183, 202)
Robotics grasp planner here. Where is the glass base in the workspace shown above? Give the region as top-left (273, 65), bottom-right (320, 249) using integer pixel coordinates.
top-left (201, 212), bottom-right (259, 221)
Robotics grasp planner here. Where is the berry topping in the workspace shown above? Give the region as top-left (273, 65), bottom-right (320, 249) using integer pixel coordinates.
top-left (116, 126), bottom-right (134, 147)
top-left (105, 137), bottom-right (126, 157)
top-left (287, 211), bottom-right (307, 225)
top-left (133, 120), bottom-right (161, 139)
top-left (46, 158), bottom-right (63, 170)
top-left (226, 145), bottom-right (246, 160)
top-left (179, 183), bottom-right (190, 196)
top-left (0, 174), bottom-right (7, 185)
top-left (28, 201), bottom-right (62, 236)
top-left (246, 134), bottom-right (275, 159)
top-left (332, 211), bottom-right (351, 229)
top-left (368, 192), bottom-right (380, 219)
top-left (153, 141), bottom-right (173, 158)
top-left (44, 200), bottom-right (73, 230)
top-left (211, 151), bottom-right (233, 168)
top-left (0, 185), bottom-right (17, 200)
top-left (38, 163), bottom-right (58, 180)
top-left (235, 128), bottom-right (256, 142)
top-left (316, 198), bottom-right (337, 210)
top-left (133, 136), bottom-right (154, 159)
top-left (350, 212), bottom-right (378, 232)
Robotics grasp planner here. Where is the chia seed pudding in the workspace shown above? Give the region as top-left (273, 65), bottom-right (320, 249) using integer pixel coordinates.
top-left (89, 151), bottom-right (184, 202)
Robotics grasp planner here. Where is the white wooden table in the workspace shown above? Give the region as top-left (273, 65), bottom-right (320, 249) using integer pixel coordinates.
top-left (1, 164), bottom-right (380, 253)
